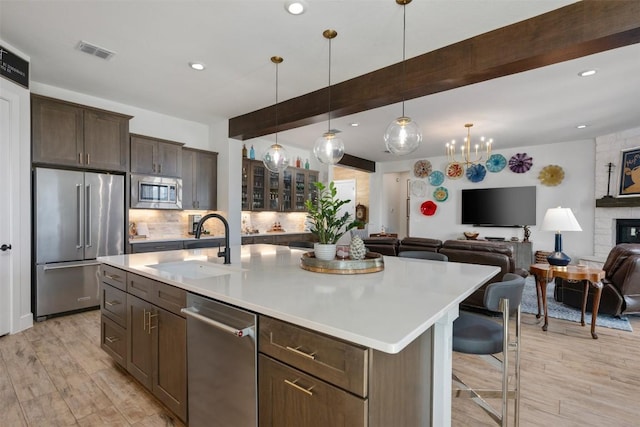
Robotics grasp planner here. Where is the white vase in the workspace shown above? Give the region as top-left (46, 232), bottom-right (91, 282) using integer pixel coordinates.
top-left (314, 243), bottom-right (337, 261)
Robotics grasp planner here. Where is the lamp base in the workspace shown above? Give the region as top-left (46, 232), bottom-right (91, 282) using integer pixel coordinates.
top-left (547, 251), bottom-right (571, 267)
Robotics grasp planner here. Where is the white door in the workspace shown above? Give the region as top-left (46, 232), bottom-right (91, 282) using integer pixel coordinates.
top-left (0, 96), bottom-right (12, 335)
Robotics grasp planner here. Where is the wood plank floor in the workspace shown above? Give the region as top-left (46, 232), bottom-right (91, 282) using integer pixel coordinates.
top-left (1, 309), bottom-right (638, 426)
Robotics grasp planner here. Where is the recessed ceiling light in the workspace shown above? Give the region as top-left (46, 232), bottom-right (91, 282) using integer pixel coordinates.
top-left (350, 122), bottom-right (359, 127)
top-left (189, 62), bottom-right (206, 71)
top-left (578, 69), bottom-right (597, 77)
top-left (285, 0), bottom-right (307, 15)
top-left (576, 124), bottom-right (588, 129)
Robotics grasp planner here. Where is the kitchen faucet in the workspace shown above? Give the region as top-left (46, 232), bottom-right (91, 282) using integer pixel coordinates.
top-left (195, 213), bottom-right (231, 264)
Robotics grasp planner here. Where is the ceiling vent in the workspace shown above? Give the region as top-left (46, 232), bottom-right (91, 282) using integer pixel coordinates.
top-left (76, 40), bottom-right (116, 60)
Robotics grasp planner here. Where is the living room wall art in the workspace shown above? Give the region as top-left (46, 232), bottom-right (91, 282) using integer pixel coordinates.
top-left (619, 146), bottom-right (640, 196)
top-left (538, 165), bottom-right (565, 186)
top-left (508, 153), bottom-right (533, 173)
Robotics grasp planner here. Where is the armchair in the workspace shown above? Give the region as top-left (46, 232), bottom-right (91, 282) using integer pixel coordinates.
top-left (554, 243), bottom-right (640, 316)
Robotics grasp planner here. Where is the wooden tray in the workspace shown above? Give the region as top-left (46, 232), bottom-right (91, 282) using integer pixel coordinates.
top-left (300, 251), bottom-right (384, 274)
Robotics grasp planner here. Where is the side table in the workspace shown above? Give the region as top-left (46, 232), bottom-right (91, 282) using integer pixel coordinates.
top-left (529, 264), bottom-right (606, 339)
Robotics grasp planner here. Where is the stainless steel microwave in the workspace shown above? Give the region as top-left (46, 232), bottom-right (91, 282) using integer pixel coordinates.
top-left (131, 174), bottom-right (182, 209)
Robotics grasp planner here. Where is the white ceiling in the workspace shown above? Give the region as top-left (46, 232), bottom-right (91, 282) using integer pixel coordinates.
top-left (2, 0), bottom-right (639, 163)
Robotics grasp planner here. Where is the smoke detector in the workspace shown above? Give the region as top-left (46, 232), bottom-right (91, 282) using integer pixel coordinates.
top-left (76, 40), bottom-right (116, 60)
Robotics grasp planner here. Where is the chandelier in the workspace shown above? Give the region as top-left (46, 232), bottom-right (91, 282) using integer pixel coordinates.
top-left (445, 123), bottom-right (494, 179)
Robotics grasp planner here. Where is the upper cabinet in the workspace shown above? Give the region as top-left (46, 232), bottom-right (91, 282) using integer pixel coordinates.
top-left (31, 95), bottom-right (131, 172)
top-left (242, 159), bottom-right (318, 212)
top-left (130, 134), bottom-right (183, 177)
top-left (182, 148), bottom-right (218, 210)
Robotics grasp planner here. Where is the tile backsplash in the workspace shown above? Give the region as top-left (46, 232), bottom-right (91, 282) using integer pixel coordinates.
top-left (129, 209), bottom-right (308, 238)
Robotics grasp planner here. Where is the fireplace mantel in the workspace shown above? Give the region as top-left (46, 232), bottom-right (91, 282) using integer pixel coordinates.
top-left (595, 197), bottom-right (640, 208)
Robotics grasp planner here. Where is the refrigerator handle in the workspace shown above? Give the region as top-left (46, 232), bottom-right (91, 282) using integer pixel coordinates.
top-left (86, 184), bottom-right (92, 248)
top-left (76, 184), bottom-right (82, 249)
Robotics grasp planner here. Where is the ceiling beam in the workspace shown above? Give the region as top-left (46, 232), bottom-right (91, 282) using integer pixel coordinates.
top-left (229, 0), bottom-right (640, 141)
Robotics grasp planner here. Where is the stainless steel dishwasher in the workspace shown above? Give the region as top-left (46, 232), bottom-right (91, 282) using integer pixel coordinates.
top-left (181, 293), bottom-right (257, 427)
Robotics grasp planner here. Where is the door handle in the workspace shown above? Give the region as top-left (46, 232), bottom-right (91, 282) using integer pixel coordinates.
top-left (85, 184), bottom-right (92, 248)
top-left (0, 244), bottom-right (11, 251)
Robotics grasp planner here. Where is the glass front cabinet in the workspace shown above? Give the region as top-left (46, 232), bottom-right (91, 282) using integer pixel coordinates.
top-left (242, 159), bottom-right (317, 212)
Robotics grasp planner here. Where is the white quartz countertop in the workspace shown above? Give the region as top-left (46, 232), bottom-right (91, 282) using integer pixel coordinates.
top-left (99, 244), bottom-right (499, 354)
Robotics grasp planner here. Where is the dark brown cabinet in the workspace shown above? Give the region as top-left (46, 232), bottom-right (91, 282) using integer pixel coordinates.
top-left (182, 147), bottom-right (218, 210)
top-left (242, 159), bottom-right (318, 212)
top-left (32, 94), bottom-right (131, 172)
top-left (259, 355), bottom-right (367, 427)
top-left (131, 134), bottom-right (183, 177)
top-left (99, 265), bottom-right (187, 423)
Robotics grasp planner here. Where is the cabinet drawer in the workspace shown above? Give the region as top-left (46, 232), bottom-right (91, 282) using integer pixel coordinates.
top-left (100, 283), bottom-right (127, 327)
top-left (259, 316), bottom-right (368, 397)
top-left (153, 281), bottom-right (186, 317)
top-left (259, 354), bottom-right (367, 427)
top-left (127, 273), bottom-right (156, 301)
top-left (101, 264), bottom-right (126, 291)
top-left (101, 315), bottom-right (127, 367)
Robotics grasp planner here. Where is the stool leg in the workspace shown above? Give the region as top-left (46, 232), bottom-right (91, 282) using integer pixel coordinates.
top-left (515, 306), bottom-right (521, 427)
top-left (501, 298), bottom-right (510, 427)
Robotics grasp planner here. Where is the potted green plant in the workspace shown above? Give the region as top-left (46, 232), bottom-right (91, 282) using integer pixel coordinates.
top-left (305, 181), bottom-right (360, 260)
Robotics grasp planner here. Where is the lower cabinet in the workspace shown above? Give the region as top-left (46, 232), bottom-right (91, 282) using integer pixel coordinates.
top-left (259, 355), bottom-right (367, 427)
top-left (100, 265), bottom-right (187, 423)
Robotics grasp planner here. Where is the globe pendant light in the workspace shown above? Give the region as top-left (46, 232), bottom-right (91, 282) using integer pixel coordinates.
top-left (384, 0), bottom-right (422, 156)
top-left (313, 29), bottom-right (345, 165)
top-left (262, 56), bottom-right (290, 173)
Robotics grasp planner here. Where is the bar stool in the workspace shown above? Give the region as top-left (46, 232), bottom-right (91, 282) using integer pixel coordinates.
top-left (452, 273), bottom-right (525, 426)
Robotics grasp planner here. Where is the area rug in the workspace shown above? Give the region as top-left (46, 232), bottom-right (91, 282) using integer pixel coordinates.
top-left (520, 276), bottom-right (633, 332)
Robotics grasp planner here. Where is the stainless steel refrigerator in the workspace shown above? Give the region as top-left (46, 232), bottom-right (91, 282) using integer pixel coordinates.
top-left (34, 167), bottom-right (125, 319)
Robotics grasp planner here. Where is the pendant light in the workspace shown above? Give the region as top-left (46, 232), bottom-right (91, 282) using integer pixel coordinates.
top-left (262, 56), bottom-right (290, 173)
top-left (384, 0), bottom-right (422, 156)
top-left (313, 29), bottom-right (345, 165)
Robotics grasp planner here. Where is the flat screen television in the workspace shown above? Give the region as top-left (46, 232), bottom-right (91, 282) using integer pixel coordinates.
top-left (461, 186), bottom-right (536, 227)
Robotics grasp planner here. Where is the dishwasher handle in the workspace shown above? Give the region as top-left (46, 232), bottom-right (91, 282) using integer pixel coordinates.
top-left (181, 307), bottom-right (255, 338)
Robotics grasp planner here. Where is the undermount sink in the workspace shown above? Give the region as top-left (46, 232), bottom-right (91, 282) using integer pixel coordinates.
top-left (146, 260), bottom-right (242, 280)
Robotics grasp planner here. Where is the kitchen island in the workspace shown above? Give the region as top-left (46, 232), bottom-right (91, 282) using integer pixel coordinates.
top-left (99, 244), bottom-right (499, 426)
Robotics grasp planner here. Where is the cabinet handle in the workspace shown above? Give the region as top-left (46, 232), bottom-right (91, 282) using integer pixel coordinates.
top-left (284, 379), bottom-right (314, 396)
top-left (285, 345), bottom-right (316, 360)
top-left (152, 163), bottom-right (156, 173)
top-left (105, 336), bottom-right (120, 343)
top-left (146, 311), bottom-right (158, 334)
top-left (104, 273), bottom-right (121, 281)
top-left (86, 153), bottom-right (90, 164)
top-left (158, 164), bottom-right (162, 173)
top-left (143, 308), bottom-right (148, 331)
top-left (104, 300), bottom-right (121, 307)
top-left (78, 152), bottom-right (83, 164)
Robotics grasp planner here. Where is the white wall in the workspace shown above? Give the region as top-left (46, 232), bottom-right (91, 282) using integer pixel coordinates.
top-left (594, 126), bottom-right (640, 258)
top-left (373, 139), bottom-right (596, 262)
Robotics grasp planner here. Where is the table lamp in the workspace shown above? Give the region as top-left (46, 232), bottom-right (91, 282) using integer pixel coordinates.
top-left (541, 206), bottom-right (582, 266)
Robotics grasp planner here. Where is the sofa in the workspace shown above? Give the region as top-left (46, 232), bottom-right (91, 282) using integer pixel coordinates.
top-left (362, 237), bottom-right (523, 311)
top-left (439, 240), bottom-right (528, 310)
top-left (554, 243), bottom-right (640, 316)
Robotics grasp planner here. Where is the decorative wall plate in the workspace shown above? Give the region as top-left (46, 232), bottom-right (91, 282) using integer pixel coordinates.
top-left (413, 160), bottom-right (432, 178)
top-left (466, 164), bottom-right (487, 182)
top-left (486, 154), bottom-right (507, 172)
top-left (428, 170), bottom-right (444, 186)
top-left (420, 200), bottom-right (437, 216)
top-left (509, 153), bottom-right (533, 173)
top-left (538, 164), bottom-right (565, 186)
top-left (410, 180), bottom-right (427, 197)
top-left (446, 162), bottom-right (464, 179)
top-left (433, 186), bottom-right (448, 202)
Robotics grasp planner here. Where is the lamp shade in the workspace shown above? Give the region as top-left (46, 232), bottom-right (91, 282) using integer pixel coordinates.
top-left (541, 207), bottom-right (582, 232)
top-left (313, 132), bottom-right (344, 165)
